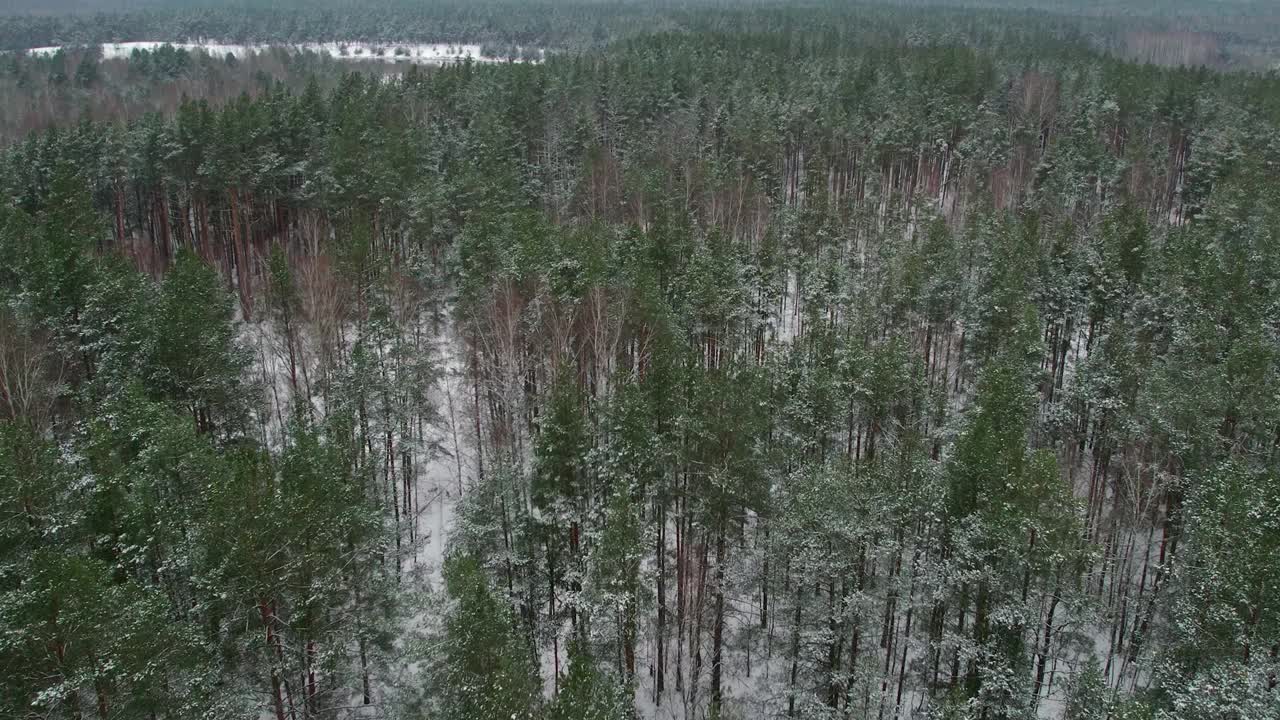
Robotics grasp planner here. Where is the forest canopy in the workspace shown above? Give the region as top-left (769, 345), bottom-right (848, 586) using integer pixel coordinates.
top-left (1, 1), bottom-right (1279, 720)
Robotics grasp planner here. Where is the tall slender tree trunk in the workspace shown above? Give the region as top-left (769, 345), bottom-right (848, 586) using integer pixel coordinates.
top-left (656, 495), bottom-right (667, 703)
top-left (198, 198), bottom-right (211, 263)
top-left (710, 521), bottom-right (727, 717)
top-left (761, 523), bottom-right (770, 629)
top-left (305, 640), bottom-right (318, 717)
top-left (229, 187), bottom-right (253, 320)
top-left (259, 600), bottom-right (288, 720)
top-left (113, 184), bottom-right (126, 248)
top-left (675, 478), bottom-right (687, 693)
top-left (1033, 577), bottom-right (1060, 703)
top-left (156, 188), bottom-right (172, 267)
top-left (787, 585), bottom-right (802, 717)
top-left (690, 534), bottom-right (709, 712)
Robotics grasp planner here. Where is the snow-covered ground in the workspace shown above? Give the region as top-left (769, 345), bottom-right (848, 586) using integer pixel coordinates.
top-left (240, 307), bottom-right (468, 583)
top-left (232, 265), bottom-right (1113, 717)
top-left (411, 327), bottom-right (471, 587)
top-left (25, 40), bottom-right (540, 65)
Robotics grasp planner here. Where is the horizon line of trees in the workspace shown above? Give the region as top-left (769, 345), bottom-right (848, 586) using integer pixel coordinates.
top-left (3, 0), bottom-right (1280, 69)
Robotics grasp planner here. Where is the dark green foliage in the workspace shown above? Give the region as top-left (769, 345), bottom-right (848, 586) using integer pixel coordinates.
top-left (142, 250), bottom-right (251, 431)
top-left (436, 553), bottom-right (542, 720)
top-left (1, 169), bottom-right (99, 344)
top-left (547, 640), bottom-right (635, 720)
top-left (1, 4), bottom-right (1279, 719)
top-left (533, 368), bottom-right (587, 512)
top-left (1154, 462), bottom-right (1280, 716)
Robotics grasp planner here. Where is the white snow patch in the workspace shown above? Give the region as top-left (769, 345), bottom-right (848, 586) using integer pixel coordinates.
top-left (24, 41), bottom-right (541, 65)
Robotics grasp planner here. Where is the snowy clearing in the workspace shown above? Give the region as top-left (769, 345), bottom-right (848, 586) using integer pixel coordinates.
top-left (23, 40), bottom-right (541, 65)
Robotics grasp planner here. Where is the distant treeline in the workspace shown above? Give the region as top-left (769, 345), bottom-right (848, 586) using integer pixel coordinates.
top-left (2, 0), bottom-right (1278, 69)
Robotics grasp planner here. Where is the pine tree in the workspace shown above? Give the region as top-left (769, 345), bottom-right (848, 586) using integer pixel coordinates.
top-left (434, 553), bottom-right (542, 720)
top-left (548, 639), bottom-right (635, 720)
top-left (142, 249), bottom-right (250, 434)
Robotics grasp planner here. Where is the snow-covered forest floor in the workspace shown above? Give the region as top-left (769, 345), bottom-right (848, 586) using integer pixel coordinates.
top-left (231, 262), bottom-right (1151, 719)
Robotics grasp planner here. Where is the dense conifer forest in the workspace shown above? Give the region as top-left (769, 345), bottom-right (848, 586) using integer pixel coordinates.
top-left (1, 2), bottom-right (1278, 719)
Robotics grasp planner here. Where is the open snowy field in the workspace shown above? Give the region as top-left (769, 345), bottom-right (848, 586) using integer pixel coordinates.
top-left (25, 40), bottom-right (537, 64)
